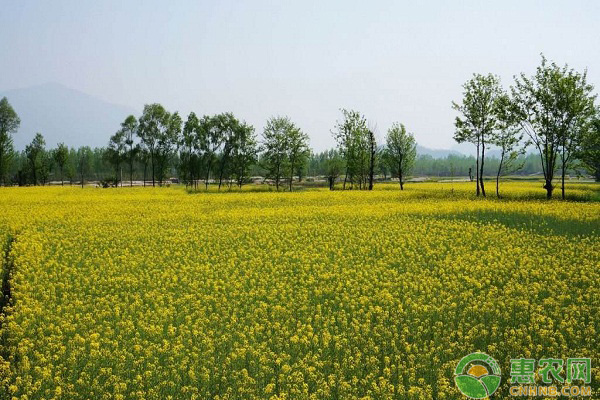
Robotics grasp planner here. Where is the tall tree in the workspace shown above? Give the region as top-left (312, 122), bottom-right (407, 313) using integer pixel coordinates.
top-left (121, 115), bottom-right (139, 187)
top-left (25, 133), bottom-right (46, 185)
top-left (106, 130), bottom-right (126, 186)
top-left (384, 123), bottom-right (416, 190)
top-left (180, 112), bottom-right (201, 188)
top-left (511, 56), bottom-right (594, 199)
top-left (201, 115), bottom-right (223, 190)
top-left (138, 103), bottom-right (169, 187)
top-left (332, 109), bottom-right (370, 190)
top-left (230, 121), bottom-right (258, 188)
top-left (53, 143), bottom-right (69, 186)
top-left (285, 124), bottom-right (310, 191)
top-left (76, 146), bottom-right (93, 188)
top-left (155, 112), bottom-right (181, 185)
top-left (554, 66), bottom-right (596, 199)
top-left (453, 74), bottom-right (502, 197)
top-left (0, 97), bottom-right (20, 185)
top-left (261, 116), bottom-right (292, 191)
top-left (492, 93), bottom-right (524, 198)
top-left (325, 150), bottom-right (343, 190)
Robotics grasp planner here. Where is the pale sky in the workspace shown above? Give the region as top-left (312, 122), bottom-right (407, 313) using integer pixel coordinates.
top-left (1, 0), bottom-right (599, 151)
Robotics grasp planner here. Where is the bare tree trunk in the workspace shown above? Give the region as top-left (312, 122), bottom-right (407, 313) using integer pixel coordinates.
top-left (561, 148), bottom-right (566, 200)
top-left (475, 140), bottom-right (480, 196)
top-left (205, 160), bottom-right (211, 190)
top-left (496, 155), bottom-right (503, 199)
top-left (368, 143), bottom-right (375, 191)
top-left (544, 179), bottom-right (554, 199)
top-left (479, 139), bottom-right (486, 197)
top-left (289, 157), bottom-right (295, 192)
top-left (398, 161), bottom-right (403, 190)
top-left (130, 156), bottom-right (133, 187)
top-left (151, 150), bottom-right (155, 187)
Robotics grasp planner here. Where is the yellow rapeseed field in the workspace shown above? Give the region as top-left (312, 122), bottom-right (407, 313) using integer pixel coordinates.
top-left (0, 182), bottom-right (598, 399)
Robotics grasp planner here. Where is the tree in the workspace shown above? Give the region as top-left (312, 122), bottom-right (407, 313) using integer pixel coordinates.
top-left (155, 112), bottom-right (181, 185)
top-left (230, 121), bottom-right (258, 188)
top-left (106, 130), bottom-right (126, 186)
top-left (53, 143), bottom-right (69, 186)
top-left (511, 56), bottom-right (596, 199)
top-left (493, 93), bottom-right (524, 198)
top-left (332, 109), bottom-right (370, 190)
top-left (325, 150), bottom-right (343, 190)
top-left (213, 113), bottom-right (238, 190)
top-left (554, 66), bottom-right (596, 199)
top-left (180, 112), bottom-right (201, 188)
top-left (76, 146), bottom-right (93, 188)
top-left (25, 133), bottom-right (46, 185)
top-left (367, 130), bottom-right (377, 190)
top-left (39, 150), bottom-right (54, 185)
top-left (0, 97), bottom-right (20, 185)
top-left (138, 103), bottom-right (170, 187)
top-left (453, 74), bottom-right (502, 197)
top-left (384, 123), bottom-right (416, 190)
top-left (578, 115), bottom-right (600, 181)
top-left (261, 116), bottom-right (292, 191)
top-left (121, 115), bottom-right (139, 187)
top-left (285, 123), bottom-right (310, 191)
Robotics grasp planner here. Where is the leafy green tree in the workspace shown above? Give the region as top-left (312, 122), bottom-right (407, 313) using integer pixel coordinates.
top-left (554, 66), bottom-right (596, 198)
top-left (230, 121), bottom-right (258, 188)
top-left (53, 143), bottom-right (69, 186)
top-left (325, 150), bottom-right (343, 190)
top-left (106, 130), bottom-right (126, 186)
top-left (200, 115), bottom-right (221, 189)
top-left (39, 150), bottom-right (54, 185)
top-left (384, 123), bottom-right (416, 190)
top-left (213, 113), bottom-right (239, 190)
top-left (452, 74), bottom-right (502, 197)
top-left (493, 93), bottom-right (524, 198)
top-left (261, 116), bottom-right (293, 191)
top-left (180, 112), bottom-right (201, 188)
top-left (25, 133), bottom-right (46, 185)
top-left (76, 146), bottom-right (93, 188)
top-left (121, 115), bottom-right (139, 186)
top-left (512, 56), bottom-right (595, 199)
top-left (332, 109), bottom-right (370, 190)
top-left (285, 123), bottom-right (310, 191)
top-left (138, 104), bottom-right (170, 187)
top-left (0, 97), bottom-right (20, 185)
top-left (155, 112), bottom-right (181, 185)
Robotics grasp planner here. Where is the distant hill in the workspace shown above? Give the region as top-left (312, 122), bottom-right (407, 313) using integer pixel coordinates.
top-left (416, 145), bottom-right (464, 158)
top-left (0, 83), bottom-right (138, 150)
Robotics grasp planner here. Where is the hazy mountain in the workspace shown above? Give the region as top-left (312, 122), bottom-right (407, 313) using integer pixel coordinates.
top-left (416, 145), bottom-right (464, 158)
top-left (0, 83), bottom-right (138, 150)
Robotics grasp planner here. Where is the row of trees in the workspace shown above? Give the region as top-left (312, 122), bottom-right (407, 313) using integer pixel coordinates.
top-left (104, 106), bottom-right (312, 190)
top-left (453, 55), bottom-right (599, 199)
top-left (1, 54), bottom-right (599, 196)
top-left (330, 110), bottom-right (416, 190)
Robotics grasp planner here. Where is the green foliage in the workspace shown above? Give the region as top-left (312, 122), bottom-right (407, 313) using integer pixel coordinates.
top-left (0, 97), bottom-right (20, 185)
top-left (452, 73), bottom-right (503, 197)
top-left (512, 55), bottom-right (596, 198)
top-left (332, 109), bottom-right (371, 189)
top-left (384, 122), bottom-right (417, 189)
top-left (578, 116), bottom-right (600, 181)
